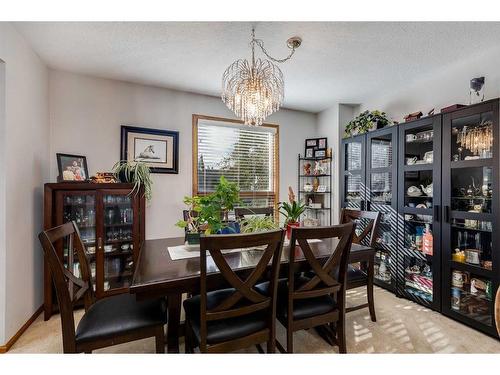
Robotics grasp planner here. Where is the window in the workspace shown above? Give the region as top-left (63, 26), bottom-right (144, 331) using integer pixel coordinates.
top-left (192, 115), bottom-right (279, 210)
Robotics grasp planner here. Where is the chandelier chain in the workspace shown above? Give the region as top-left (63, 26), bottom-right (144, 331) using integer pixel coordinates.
top-left (252, 38), bottom-right (296, 64)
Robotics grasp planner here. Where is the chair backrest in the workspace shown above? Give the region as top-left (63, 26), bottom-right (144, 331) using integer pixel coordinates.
top-left (288, 223), bottom-right (355, 315)
top-left (234, 207), bottom-right (274, 220)
top-left (38, 221), bottom-right (95, 352)
top-left (340, 208), bottom-right (380, 248)
top-left (198, 229), bottom-right (285, 350)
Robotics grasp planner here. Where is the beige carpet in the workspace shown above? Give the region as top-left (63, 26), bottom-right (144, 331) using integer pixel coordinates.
top-left (7, 287), bottom-right (500, 353)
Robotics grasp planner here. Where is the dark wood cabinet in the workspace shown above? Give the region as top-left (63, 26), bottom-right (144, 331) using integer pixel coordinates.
top-left (397, 115), bottom-right (442, 311)
top-left (341, 126), bottom-right (398, 292)
top-left (441, 100), bottom-right (499, 337)
top-left (43, 183), bottom-right (145, 320)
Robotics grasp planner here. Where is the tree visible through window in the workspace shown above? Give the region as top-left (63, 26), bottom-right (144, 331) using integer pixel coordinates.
top-left (193, 116), bottom-right (279, 209)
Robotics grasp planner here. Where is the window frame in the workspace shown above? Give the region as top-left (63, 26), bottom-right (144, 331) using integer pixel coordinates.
top-left (192, 114), bottom-right (280, 218)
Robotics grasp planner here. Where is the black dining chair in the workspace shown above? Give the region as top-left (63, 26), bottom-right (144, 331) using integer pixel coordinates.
top-left (39, 221), bottom-right (167, 353)
top-left (183, 229), bottom-right (285, 353)
top-left (340, 208), bottom-right (381, 322)
top-left (268, 223), bottom-right (355, 353)
top-left (234, 207), bottom-right (274, 220)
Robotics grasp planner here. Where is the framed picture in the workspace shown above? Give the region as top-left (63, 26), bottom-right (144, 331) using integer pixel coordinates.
top-left (305, 148), bottom-right (314, 158)
top-left (305, 138), bottom-right (318, 148)
top-left (121, 125), bottom-right (179, 174)
top-left (316, 185), bottom-right (327, 193)
top-left (56, 153), bottom-right (89, 182)
top-left (314, 149), bottom-right (326, 158)
top-left (318, 137), bottom-right (327, 150)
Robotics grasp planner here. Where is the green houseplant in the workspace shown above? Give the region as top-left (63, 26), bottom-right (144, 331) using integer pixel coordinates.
top-left (240, 215), bottom-right (278, 233)
top-left (279, 187), bottom-right (306, 239)
top-left (175, 196), bottom-right (203, 244)
top-left (112, 160), bottom-right (153, 202)
top-left (344, 110), bottom-right (391, 138)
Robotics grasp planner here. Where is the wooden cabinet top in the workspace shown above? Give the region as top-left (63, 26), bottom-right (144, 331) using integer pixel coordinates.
top-left (45, 182), bottom-right (136, 191)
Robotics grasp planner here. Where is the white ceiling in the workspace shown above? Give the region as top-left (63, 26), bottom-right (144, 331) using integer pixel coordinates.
top-left (13, 22), bottom-right (500, 113)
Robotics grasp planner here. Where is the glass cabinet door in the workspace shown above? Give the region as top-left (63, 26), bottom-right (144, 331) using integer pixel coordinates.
top-left (58, 192), bottom-right (97, 291)
top-left (442, 101), bottom-right (498, 334)
top-left (366, 127), bottom-right (397, 291)
top-left (97, 191), bottom-right (137, 295)
top-left (341, 136), bottom-right (366, 209)
top-left (398, 116), bottom-right (442, 309)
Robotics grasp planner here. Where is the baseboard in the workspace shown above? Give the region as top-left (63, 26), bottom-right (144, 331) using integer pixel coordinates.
top-left (0, 305), bottom-right (43, 353)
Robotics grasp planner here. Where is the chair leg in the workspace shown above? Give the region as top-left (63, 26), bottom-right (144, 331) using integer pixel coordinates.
top-left (155, 326), bottom-right (165, 354)
top-left (367, 261), bottom-right (377, 322)
top-left (267, 339), bottom-right (275, 353)
top-left (337, 317), bottom-right (346, 353)
top-left (286, 328), bottom-right (294, 353)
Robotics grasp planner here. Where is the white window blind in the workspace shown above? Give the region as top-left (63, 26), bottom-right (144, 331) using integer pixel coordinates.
top-left (195, 119), bottom-right (278, 207)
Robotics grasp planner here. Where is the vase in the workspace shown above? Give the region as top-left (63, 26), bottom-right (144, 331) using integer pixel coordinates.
top-left (286, 221), bottom-right (300, 240)
top-left (118, 170), bottom-right (135, 183)
top-left (185, 232), bottom-right (200, 245)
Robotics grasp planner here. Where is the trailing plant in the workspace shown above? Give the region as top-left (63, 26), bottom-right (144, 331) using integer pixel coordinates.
top-left (279, 187), bottom-right (306, 224)
top-left (112, 160), bottom-right (153, 202)
top-left (344, 110), bottom-right (391, 138)
top-left (240, 215), bottom-right (278, 233)
top-left (175, 195), bottom-right (202, 233)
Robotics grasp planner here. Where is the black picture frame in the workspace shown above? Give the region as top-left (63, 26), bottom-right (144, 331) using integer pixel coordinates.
top-left (317, 137), bottom-right (328, 150)
top-left (56, 153), bottom-right (89, 182)
top-left (120, 125), bottom-right (179, 174)
top-left (314, 149), bottom-right (326, 158)
top-left (305, 148), bottom-right (314, 158)
top-left (305, 138), bottom-right (318, 148)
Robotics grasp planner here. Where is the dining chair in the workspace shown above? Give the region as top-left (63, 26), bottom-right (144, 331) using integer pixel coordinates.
top-left (340, 208), bottom-right (381, 322)
top-left (271, 223), bottom-right (355, 353)
top-left (39, 221), bottom-right (167, 353)
top-left (234, 206), bottom-right (274, 220)
top-left (183, 229), bottom-right (286, 353)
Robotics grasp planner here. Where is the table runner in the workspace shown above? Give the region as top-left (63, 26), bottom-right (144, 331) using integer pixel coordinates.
top-left (167, 239), bottom-right (322, 260)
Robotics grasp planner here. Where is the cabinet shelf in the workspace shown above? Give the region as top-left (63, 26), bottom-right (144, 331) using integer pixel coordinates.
top-left (299, 174), bottom-right (331, 177)
top-left (450, 260), bottom-right (493, 277)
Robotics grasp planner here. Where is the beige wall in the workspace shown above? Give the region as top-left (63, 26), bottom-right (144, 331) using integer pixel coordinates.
top-left (49, 70), bottom-right (317, 240)
top-left (0, 23), bottom-right (50, 344)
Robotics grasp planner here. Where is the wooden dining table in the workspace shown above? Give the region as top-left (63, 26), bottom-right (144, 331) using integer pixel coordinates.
top-left (130, 236), bottom-right (374, 353)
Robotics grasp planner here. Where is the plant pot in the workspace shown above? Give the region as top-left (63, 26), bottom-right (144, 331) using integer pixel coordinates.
top-left (118, 170), bottom-right (135, 183)
top-left (286, 221), bottom-right (300, 240)
top-left (185, 232), bottom-right (200, 245)
top-left (217, 221), bottom-right (241, 235)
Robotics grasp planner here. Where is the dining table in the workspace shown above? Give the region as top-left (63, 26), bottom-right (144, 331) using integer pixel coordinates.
top-left (130, 236), bottom-right (374, 353)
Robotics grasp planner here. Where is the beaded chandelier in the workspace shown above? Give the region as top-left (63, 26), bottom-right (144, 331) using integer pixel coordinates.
top-left (222, 29), bottom-right (301, 126)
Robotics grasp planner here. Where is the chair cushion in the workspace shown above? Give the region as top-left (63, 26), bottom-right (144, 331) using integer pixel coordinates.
top-left (347, 265), bottom-right (367, 282)
top-left (75, 293), bottom-right (167, 344)
top-left (255, 277), bottom-right (338, 322)
top-left (183, 288), bottom-right (268, 345)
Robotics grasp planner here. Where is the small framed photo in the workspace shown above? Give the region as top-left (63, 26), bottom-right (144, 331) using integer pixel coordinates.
top-left (314, 149), bottom-right (326, 158)
top-left (305, 138), bottom-right (318, 148)
top-left (305, 148), bottom-right (314, 158)
top-left (121, 125), bottom-right (179, 174)
top-left (56, 153), bottom-right (89, 182)
top-left (318, 138), bottom-right (327, 150)
top-left (316, 185), bottom-right (327, 193)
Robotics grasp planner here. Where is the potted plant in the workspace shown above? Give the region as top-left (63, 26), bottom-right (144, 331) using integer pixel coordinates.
top-left (240, 215), bottom-right (278, 233)
top-left (279, 187), bottom-right (306, 239)
top-left (112, 160), bottom-right (153, 202)
top-left (175, 196), bottom-right (203, 245)
top-left (344, 110), bottom-right (391, 138)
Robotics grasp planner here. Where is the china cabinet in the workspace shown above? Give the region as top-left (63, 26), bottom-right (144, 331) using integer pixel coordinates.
top-left (397, 115), bottom-right (442, 311)
top-left (43, 182), bottom-right (145, 320)
top-left (297, 155), bottom-right (332, 226)
top-left (441, 100), bottom-right (499, 336)
top-left (341, 126), bottom-right (399, 292)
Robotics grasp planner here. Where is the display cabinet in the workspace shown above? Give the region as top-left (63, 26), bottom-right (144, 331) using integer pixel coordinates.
top-left (43, 182), bottom-right (145, 320)
top-left (298, 155), bottom-right (332, 226)
top-left (397, 115), bottom-right (442, 311)
top-left (341, 126), bottom-right (398, 292)
top-left (441, 100), bottom-right (499, 336)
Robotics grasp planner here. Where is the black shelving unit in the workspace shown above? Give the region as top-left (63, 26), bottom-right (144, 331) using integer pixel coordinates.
top-left (398, 114), bottom-right (442, 311)
top-left (441, 99), bottom-right (499, 337)
top-left (341, 126), bottom-right (398, 293)
top-left (297, 155), bottom-right (332, 226)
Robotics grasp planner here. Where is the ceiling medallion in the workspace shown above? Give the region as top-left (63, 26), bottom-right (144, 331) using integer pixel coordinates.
top-left (222, 29), bottom-right (302, 126)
